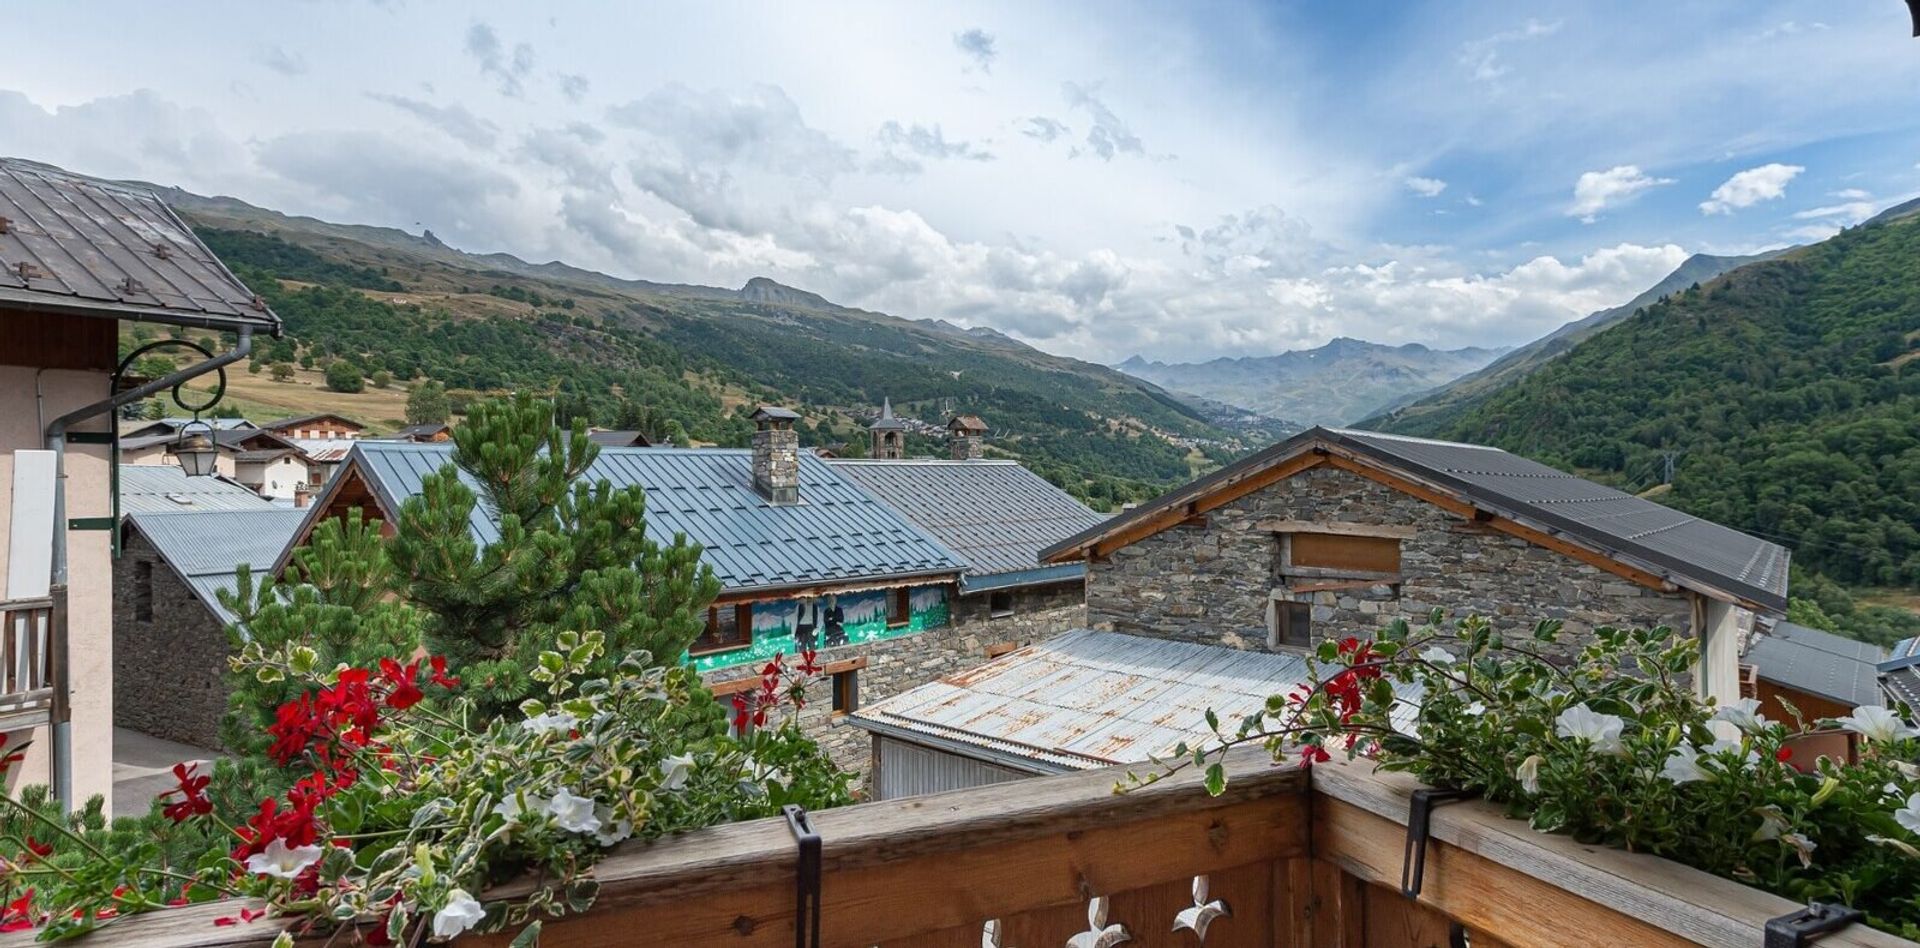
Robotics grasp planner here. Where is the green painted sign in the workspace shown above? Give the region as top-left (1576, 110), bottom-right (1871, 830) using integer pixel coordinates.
top-left (687, 584), bottom-right (951, 673)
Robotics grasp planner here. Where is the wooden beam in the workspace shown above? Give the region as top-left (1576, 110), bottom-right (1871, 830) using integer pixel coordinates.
top-left (1310, 763), bottom-right (1914, 948)
top-left (1255, 519), bottom-right (1419, 539)
top-left (1320, 453), bottom-right (1476, 519)
top-left (1083, 452), bottom-right (1328, 560)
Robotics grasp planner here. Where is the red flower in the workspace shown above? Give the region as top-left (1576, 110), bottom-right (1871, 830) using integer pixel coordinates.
top-left (1299, 744), bottom-right (1332, 766)
top-left (1, 890), bottom-right (36, 932)
top-left (427, 655), bottom-right (460, 689)
top-left (795, 649), bottom-right (823, 677)
top-left (1775, 746), bottom-right (1793, 762)
top-left (23, 838), bottom-right (51, 859)
top-left (0, 738), bottom-right (26, 780)
top-left (160, 762), bottom-right (213, 822)
top-left (377, 658), bottom-right (424, 711)
top-left (731, 694), bottom-right (751, 733)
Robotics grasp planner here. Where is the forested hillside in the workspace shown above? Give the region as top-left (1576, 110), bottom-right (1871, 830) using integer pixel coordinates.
top-left (1370, 214), bottom-right (1920, 641)
top-left (173, 202), bottom-right (1281, 509)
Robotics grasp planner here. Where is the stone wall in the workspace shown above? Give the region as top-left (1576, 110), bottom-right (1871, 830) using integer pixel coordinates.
top-left (1086, 465), bottom-right (1695, 659)
top-left (113, 530), bottom-right (229, 749)
top-left (708, 579), bottom-right (1085, 776)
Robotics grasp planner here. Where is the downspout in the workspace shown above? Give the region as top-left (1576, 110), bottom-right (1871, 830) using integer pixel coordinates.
top-left (41, 326), bottom-right (253, 809)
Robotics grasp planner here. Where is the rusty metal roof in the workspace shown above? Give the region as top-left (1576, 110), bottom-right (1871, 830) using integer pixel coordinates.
top-left (0, 158), bottom-right (280, 333)
top-left (851, 629), bottom-right (1420, 773)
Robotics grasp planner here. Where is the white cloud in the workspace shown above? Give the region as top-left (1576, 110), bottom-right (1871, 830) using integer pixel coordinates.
top-left (1699, 162), bottom-right (1804, 214)
top-left (366, 94), bottom-right (500, 149)
top-left (465, 21), bottom-right (534, 97)
top-left (1831, 188), bottom-right (1871, 200)
top-left (1569, 165), bottom-right (1673, 221)
top-left (952, 29), bottom-right (996, 73)
top-left (256, 46), bottom-right (308, 77)
top-left (870, 121), bottom-right (993, 175)
top-left (1404, 176), bottom-right (1447, 198)
top-left (1458, 19), bottom-right (1562, 83)
top-left (1791, 200), bottom-right (1874, 223)
top-left (1061, 81), bottom-right (1144, 160)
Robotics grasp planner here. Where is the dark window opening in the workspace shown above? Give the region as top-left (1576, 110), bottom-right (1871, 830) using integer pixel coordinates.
top-left (888, 587), bottom-right (911, 626)
top-left (693, 603), bottom-right (753, 654)
top-left (133, 559), bottom-right (154, 622)
top-left (831, 669), bottom-right (859, 714)
top-left (1273, 600), bottom-right (1312, 649)
top-left (989, 590), bottom-right (1015, 618)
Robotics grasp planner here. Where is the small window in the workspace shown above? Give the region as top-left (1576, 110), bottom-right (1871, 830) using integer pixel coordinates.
top-left (693, 603), bottom-right (753, 654)
top-left (831, 669), bottom-right (859, 714)
top-left (133, 559), bottom-right (154, 622)
top-left (1290, 533), bottom-right (1401, 574)
top-left (989, 590), bottom-right (1015, 618)
top-left (887, 588), bottom-right (910, 627)
top-left (1272, 600), bottom-right (1312, 649)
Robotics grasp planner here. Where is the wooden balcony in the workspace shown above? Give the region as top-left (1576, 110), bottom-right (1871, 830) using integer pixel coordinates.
top-left (0, 590), bottom-right (62, 732)
top-left (51, 743), bottom-right (1920, 947)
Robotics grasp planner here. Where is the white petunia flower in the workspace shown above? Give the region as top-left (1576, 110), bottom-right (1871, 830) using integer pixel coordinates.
top-left (1834, 705), bottom-right (1919, 744)
top-left (546, 788), bottom-right (602, 834)
top-left (521, 711), bottom-right (578, 736)
top-left (1753, 805), bottom-right (1790, 842)
top-left (658, 753), bottom-right (696, 791)
top-left (1896, 793), bottom-right (1920, 836)
top-left (244, 837), bottom-right (324, 879)
top-left (1516, 754), bottom-right (1542, 794)
top-left (1419, 646), bottom-right (1456, 665)
top-left (1704, 737), bottom-right (1760, 769)
top-left (1711, 698), bottom-right (1769, 735)
top-left (592, 805), bottom-right (633, 847)
top-left (1781, 832), bottom-right (1818, 869)
top-left (1660, 745), bottom-right (1708, 784)
top-left (432, 889), bottom-right (486, 939)
top-left (1555, 704), bottom-right (1625, 754)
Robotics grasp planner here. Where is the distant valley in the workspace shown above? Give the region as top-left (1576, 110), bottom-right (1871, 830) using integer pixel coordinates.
top-left (1116, 338), bottom-right (1511, 427)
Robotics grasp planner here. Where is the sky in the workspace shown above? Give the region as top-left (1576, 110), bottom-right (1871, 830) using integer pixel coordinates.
top-left (5, 2), bottom-right (1920, 365)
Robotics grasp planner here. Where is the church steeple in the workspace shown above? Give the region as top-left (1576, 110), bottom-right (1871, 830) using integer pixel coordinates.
top-left (868, 397), bottom-right (907, 459)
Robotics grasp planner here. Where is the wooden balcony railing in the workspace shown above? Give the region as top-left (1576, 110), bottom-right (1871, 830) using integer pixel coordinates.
top-left (0, 589), bottom-right (62, 732)
top-left (19, 747), bottom-right (1920, 947)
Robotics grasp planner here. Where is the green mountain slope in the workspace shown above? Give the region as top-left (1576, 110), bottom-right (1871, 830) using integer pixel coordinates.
top-left (1364, 217), bottom-right (1920, 591)
top-left (1117, 337), bottom-right (1509, 426)
top-left (1369, 251), bottom-right (1781, 434)
top-left (154, 188), bottom-right (1288, 509)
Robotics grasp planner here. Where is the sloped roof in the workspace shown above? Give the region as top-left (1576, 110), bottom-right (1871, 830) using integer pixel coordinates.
top-left (869, 398), bottom-right (908, 431)
top-left (121, 417), bottom-right (257, 440)
top-left (260, 413), bottom-right (365, 431)
top-left (828, 459), bottom-right (1103, 588)
top-left (0, 158), bottom-right (279, 332)
top-left (1745, 621), bottom-right (1886, 708)
top-left (296, 442), bottom-right (966, 593)
top-left (126, 508), bottom-right (308, 623)
top-left (850, 629), bottom-right (1420, 773)
top-left (585, 430), bottom-right (648, 447)
top-left (1042, 426), bottom-right (1791, 612)
top-left (119, 465), bottom-right (272, 515)
top-left (1881, 637), bottom-right (1920, 709)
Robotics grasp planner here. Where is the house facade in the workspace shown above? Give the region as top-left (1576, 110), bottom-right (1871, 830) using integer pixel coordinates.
top-left (259, 413), bottom-right (364, 441)
top-left (0, 157), bottom-right (278, 809)
top-left (1042, 428), bottom-right (1791, 708)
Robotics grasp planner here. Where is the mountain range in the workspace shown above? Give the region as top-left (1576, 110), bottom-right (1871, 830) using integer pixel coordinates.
top-left (1116, 338), bottom-right (1511, 427)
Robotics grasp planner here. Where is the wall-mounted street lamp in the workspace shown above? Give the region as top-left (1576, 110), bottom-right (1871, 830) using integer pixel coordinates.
top-left (168, 423), bottom-right (220, 478)
top-left (115, 339), bottom-right (232, 480)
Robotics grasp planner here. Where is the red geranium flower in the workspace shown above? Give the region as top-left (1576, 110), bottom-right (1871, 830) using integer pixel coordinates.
top-left (1, 890), bottom-right (35, 932)
top-left (1299, 744), bottom-right (1332, 766)
top-left (377, 658), bottom-right (424, 711)
top-left (23, 838), bottom-right (51, 859)
top-left (160, 762), bottom-right (214, 822)
top-left (1775, 746), bottom-right (1793, 762)
top-left (795, 649), bottom-right (822, 677)
top-left (427, 655), bottom-right (460, 689)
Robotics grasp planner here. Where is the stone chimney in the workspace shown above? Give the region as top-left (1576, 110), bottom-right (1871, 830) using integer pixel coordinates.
top-left (293, 485), bottom-right (312, 508)
top-left (946, 414), bottom-right (988, 460)
top-left (749, 406), bottom-right (801, 504)
top-left (869, 397), bottom-right (907, 459)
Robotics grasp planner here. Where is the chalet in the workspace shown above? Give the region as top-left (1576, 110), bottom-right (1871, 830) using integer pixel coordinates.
top-left (390, 422), bottom-right (451, 443)
top-left (1742, 620), bottom-right (1886, 723)
top-left (1040, 427), bottom-right (1791, 708)
top-left (123, 427), bottom-right (309, 501)
top-left (114, 508), bottom-right (306, 749)
top-left (0, 157), bottom-right (278, 808)
top-left (258, 412), bottom-right (364, 441)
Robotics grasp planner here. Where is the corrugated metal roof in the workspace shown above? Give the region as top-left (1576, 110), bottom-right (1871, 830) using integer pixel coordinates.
top-left (338, 442), bottom-right (966, 592)
top-left (0, 158), bottom-right (279, 332)
top-left (119, 465), bottom-right (273, 515)
top-left (829, 459), bottom-right (1105, 585)
top-left (1877, 637), bottom-right (1920, 709)
top-left (290, 439), bottom-right (353, 463)
top-left (1043, 426), bottom-right (1791, 612)
top-left (1745, 621), bottom-right (1885, 708)
top-left (127, 509), bottom-right (308, 622)
top-left (850, 629), bottom-right (1421, 772)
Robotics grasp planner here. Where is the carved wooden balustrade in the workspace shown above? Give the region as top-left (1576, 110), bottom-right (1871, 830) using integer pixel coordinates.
top-left (18, 748), bottom-right (1920, 947)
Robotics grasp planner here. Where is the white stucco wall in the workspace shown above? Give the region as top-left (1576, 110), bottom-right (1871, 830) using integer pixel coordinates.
top-left (0, 366), bottom-right (115, 810)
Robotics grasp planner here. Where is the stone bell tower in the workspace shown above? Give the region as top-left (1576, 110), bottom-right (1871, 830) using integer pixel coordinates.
top-left (869, 397), bottom-right (907, 459)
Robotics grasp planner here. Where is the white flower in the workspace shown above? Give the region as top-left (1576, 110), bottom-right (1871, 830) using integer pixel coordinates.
top-left (432, 889), bottom-right (486, 940)
top-left (1660, 745), bottom-right (1708, 784)
top-left (1419, 646), bottom-right (1456, 665)
top-left (1704, 737), bottom-right (1760, 769)
top-left (1869, 833), bottom-right (1920, 859)
top-left (1753, 805), bottom-right (1790, 842)
top-left (1781, 832), bottom-right (1818, 869)
top-left (546, 788), bottom-right (602, 834)
top-left (658, 753), bottom-right (695, 791)
top-left (493, 792), bottom-right (544, 825)
top-left (1555, 704), bottom-right (1625, 754)
top-left (1834, 705), bottom-right (1919, 744)
top-left (1516, 754), bottom-right (1542, 794)
top-left (1896, 793), bottom-right (1920, 836)
top-left (1711, 698), bottom-right (1769, 735)
top-left (592, 805), bottom-right (633, 847)
top-left (1464, 702), bottom-right (1487, 717)
top-left (244, 837), bottom-right (324, 879)
top-left (521, 711), bottom-right (578, 736)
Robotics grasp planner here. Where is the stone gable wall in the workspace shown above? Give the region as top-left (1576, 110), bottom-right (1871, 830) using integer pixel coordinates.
top-left (1086, 465), bottom-right (1694, 657)
top-left (113, 531), bottom-right (230, 749)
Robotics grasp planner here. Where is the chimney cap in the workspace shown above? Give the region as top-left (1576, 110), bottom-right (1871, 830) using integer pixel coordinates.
top-left (751, 405), bottom-right (801, 425)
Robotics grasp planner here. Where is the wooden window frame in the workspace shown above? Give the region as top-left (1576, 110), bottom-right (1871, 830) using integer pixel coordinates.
top-left (691, 602), bottom-right (754, 656)
top-left (831, 668), bottom-right (860, 716)
top-left (1269, 596), bottom-right (1312, 650)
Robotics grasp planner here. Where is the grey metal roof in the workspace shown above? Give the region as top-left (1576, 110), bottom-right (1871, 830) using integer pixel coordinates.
top-left (869, 398), bottom-right (908, 431)
top-left (828, 459), bottom-right (1104, 588)
top-left (850, 629), bottom-right (1420, 772)
top-left (1043, 426), bottom-right (1791, 612)
top-left (119, 465), bottom-right (273, 515)
top-left (585, 430), bottom-right (649, 448)
top-left (325, 442), bottom-right (966, 593)
top-left (1745, 621), bottom-right (1886, 708)
top-left (122, 418), bottom-right (257, 440)
top-left (0, 158), bottom-right (279, 332)
top-left (1879, 637), bottom-right (1920, 710)
top-left (126, 508), bottom-right (308, 623)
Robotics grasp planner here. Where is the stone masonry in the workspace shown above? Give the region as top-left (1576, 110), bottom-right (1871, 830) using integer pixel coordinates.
top-left (1086, 465), bottom-right (1696, 658)
top-left (708, 579), bottom-right (1086, 777)
top-left (113, 530), bottom-right (229, 749)
top-left (751, 425), bottom-right (800, 505)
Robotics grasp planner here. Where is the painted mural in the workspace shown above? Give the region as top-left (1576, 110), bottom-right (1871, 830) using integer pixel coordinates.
top-left (686, 584), bottom-right (952, 673)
